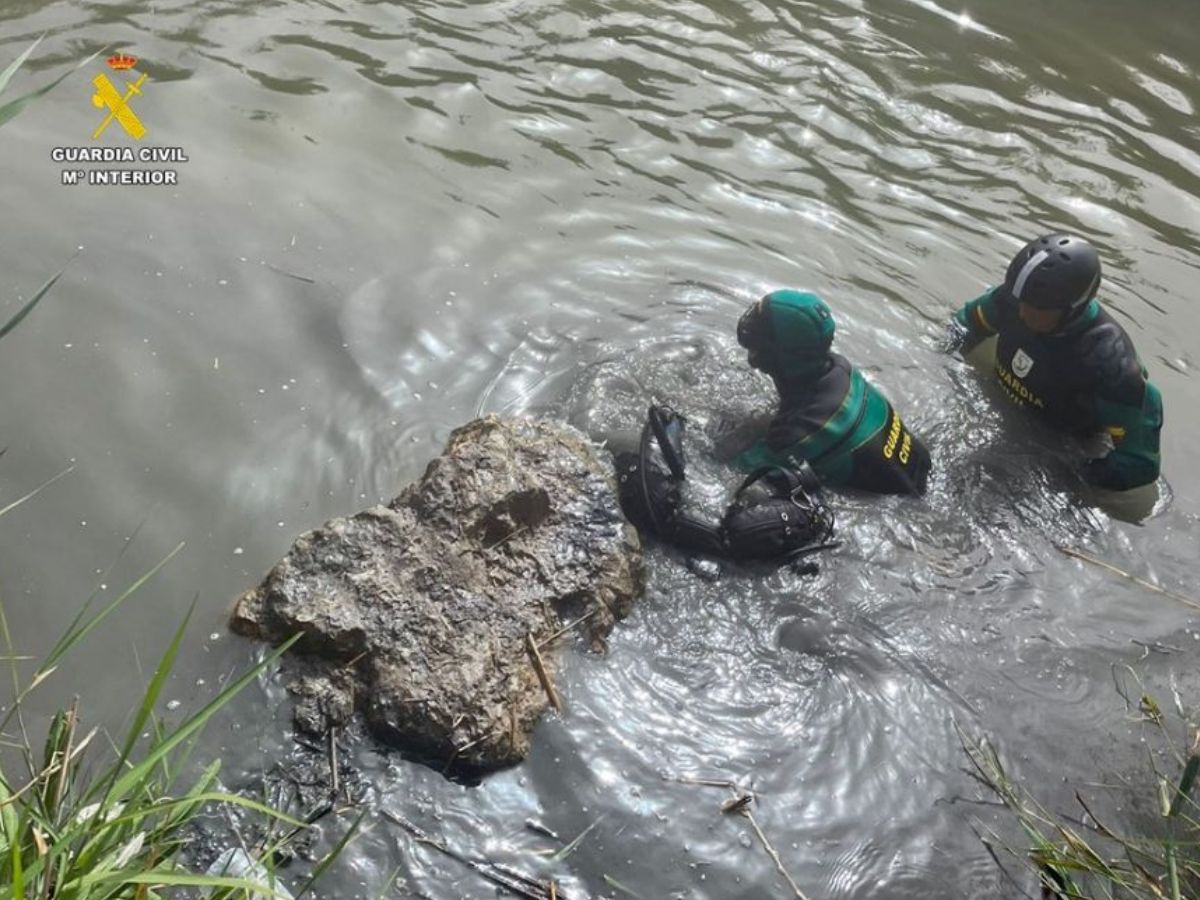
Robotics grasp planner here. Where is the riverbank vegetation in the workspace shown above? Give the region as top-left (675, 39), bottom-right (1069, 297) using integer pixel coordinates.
top-left (0, 582), bottom-right (324, 898)
top-left (2, 40), bottom-right (359, 899)
top-left (1, 37), bottom-right (76, 344)
top-left (961, 671), bottom-right (1200, 900)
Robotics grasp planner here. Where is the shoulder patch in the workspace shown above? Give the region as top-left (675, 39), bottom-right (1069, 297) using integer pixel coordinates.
top-left (1079, 321), bottom-right (1144, 405)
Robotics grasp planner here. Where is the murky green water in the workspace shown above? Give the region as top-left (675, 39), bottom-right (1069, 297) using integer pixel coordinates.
top-left (3, 0), bottom-right (1200, 896)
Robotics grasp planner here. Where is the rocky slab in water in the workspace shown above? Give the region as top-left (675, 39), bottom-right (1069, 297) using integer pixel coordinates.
top-left (230, 416), bottom-right (642, 773)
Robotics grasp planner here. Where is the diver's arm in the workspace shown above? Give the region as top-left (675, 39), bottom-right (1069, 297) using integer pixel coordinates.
top-left (734, 434), bottom-right (801, 473)
top-left (945, 287), bottom-right (1001, 354)
top-left (734, 404), bottom-right (821, 473)
top-left (1081, 381), bottom-right (1163, 491)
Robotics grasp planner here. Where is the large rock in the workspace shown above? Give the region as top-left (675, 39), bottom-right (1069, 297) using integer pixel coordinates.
top-left (231, 416), bottom-right (643, 773)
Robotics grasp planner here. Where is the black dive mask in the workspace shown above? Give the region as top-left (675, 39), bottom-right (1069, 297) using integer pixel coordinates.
top-left (737, 301), bottom-right (771, 371)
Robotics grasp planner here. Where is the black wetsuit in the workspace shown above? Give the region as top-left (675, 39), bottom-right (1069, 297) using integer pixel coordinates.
top-left (954, 288), bottom-right (1163, 489)
top-left (735, 354), bottom-right (931, 495)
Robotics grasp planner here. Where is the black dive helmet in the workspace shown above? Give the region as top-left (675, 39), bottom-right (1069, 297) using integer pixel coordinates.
top-left (1001, 233), bottom-right (1101, 317)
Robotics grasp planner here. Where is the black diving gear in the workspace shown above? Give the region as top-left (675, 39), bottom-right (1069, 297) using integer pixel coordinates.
top-left (614, 405), bottom-right (836, 562)
top-left (721, 465), bottom-right (834, 561)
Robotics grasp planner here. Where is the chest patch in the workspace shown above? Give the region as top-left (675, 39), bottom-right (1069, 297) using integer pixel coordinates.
top-left (1012, 348), bottom-right (1035, 379)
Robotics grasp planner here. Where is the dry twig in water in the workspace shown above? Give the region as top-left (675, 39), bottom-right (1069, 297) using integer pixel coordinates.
top-left (670, 774), bottom-right (811, 900)
top-left (384, 809), bottom-right (570, 900)
top-left (526, 631), bottom-right (564, 714)
top-left (1056, 546), bottom-right (1200, 612)
top-left (536, 608), bottom-right (602, 650)
top-left (328, 726), bottom-right (340, 801)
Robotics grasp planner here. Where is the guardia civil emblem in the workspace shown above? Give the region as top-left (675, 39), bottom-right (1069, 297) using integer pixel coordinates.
top-left (92, 53), bottom-right (147, 140)
top-left (1012, 348), bottom-right (1034, 379)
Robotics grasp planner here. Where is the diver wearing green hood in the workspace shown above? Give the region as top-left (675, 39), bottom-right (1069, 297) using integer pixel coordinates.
top-left (735, 290), bottom-right (931, 494)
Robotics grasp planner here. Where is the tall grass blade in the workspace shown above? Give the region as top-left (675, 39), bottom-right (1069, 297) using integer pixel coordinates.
top-left (47, 517), bottom-right (151, 690)
top-left (0, 769), bottom-right (18, 856)
top-left (0, 267), bottom-right (64, 343)
top-left (100, 634), bottom-right (300, 803)
top-left (1169, 755), bottom-right (1199, 819)
top-left (604, 874), bottom-right (647, 898)
top-left (67, 868), bottom-right (296, 896)
top-left (39, 542), bottom-right (184, 673)
top-left (101, 792), bottom-right (307, 833)
top-left (105, 599), bottom-right (196, 803)
top-left (0, 35), bottom-right (43, 97)
top-left (0, 42), bottom-right (102, 129)
top-left (0, 599), bottom-right (19, 699)
top-left (293, 808), bottom-right (365, 899)
top-left (1167, 841), bottom-right (1180, 900)
top-left (8, 822), bottom-right (24, 900)
top-left (552, 816), bottom-right (603, 862)
top-left (76, 599), bottom-right (196, 847)
top-left (0, 464), bottom-right (73, 519)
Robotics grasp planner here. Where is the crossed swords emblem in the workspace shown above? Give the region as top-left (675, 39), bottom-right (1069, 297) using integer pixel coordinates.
top-left (91, 72), bottom-right (148, 140)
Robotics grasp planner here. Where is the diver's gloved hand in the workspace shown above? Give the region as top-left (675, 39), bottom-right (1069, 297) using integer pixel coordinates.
top-left (706, 415), bottom-right (742, 440)
top-left (1080, 456), bottom-right (1129, 491)
top-left (707, 413), bottom-right (769, 462)
top-left (707, 415), bottom-right (745, 463)
top-left (936, 320), bottom-right (970, 356)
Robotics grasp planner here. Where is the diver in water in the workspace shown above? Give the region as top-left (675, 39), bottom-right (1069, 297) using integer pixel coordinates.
top-left (945, 233), bottom-right (1163, 491)
top-left (732, 290), bottom-right (932, 495)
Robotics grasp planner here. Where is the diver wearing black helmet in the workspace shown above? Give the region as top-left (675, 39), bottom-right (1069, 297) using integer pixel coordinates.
top-left (947, 233), bottom-right (1164, 491)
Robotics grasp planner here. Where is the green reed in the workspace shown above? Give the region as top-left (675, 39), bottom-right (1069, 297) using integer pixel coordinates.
top-left (960, 670), bottom-right (1200, 900)
top-left (0, 547), bottom-right (353, 900)
top-left (1, 37), bottom-right (95, 343)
